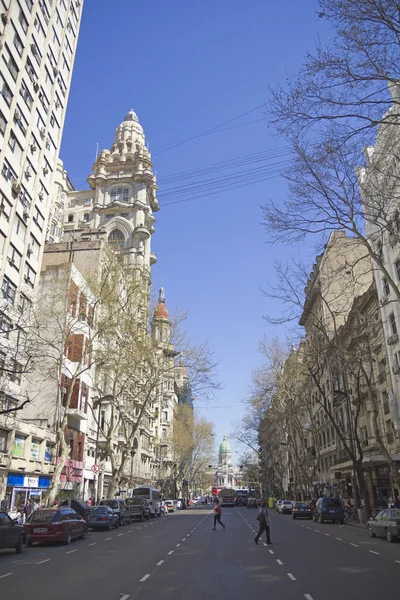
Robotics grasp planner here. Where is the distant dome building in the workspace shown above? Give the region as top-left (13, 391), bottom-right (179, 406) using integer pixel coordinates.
top-left (215, 435), bottom-right (242, 489)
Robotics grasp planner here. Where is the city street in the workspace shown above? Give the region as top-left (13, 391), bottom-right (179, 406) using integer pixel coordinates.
top-left (0, 506), bottom-right (399, 600)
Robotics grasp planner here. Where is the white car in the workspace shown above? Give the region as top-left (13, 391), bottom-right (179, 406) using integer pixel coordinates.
top-left (279, 500), bottom-right (293, 514)
top-left (164, 500), bottom-right (176, 513)
top-left (276, 500), bottom-right (283, 512)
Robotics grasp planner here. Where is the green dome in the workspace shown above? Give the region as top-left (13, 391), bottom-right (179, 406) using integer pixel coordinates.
top-left (219, 435), bottom-right (231, 454)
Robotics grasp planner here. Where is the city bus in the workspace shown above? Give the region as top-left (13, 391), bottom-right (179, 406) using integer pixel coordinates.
top-left (219, 488), bottom-right (236, 507)
top-left (131, 486), bottom-right (161, 517)
top-left (235, 489), bottom-right (249, 506)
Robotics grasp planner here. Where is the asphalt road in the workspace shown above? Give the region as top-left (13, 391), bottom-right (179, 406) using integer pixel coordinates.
top-left (0, 506), bottom-right (399, 600)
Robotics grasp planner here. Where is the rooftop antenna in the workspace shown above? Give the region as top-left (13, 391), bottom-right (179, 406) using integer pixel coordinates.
top-left (95, 142), bottom-right (99, 161)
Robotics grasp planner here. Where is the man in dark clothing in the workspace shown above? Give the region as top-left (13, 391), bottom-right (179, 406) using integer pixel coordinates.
top-left (255, 500), bottom-right (272, 545)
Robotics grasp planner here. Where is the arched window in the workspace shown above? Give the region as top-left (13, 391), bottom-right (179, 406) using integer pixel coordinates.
top-left (108, 228), bottom-right (125, 248)
top-left (110, 187), bottom-right (129, 203)
top-left (68, 214), bottom-right (74, 222)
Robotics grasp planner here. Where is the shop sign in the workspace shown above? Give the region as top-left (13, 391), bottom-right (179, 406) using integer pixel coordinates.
top-left (12, 435), bottom-right (25, 457)
top-left (24, 476), bottom-right (39, 488)
top-left (30, 440), bottom-right (40, 460)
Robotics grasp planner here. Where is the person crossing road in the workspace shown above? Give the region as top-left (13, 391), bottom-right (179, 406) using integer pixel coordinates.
top-left (212, 499), bottom-right (225, 530)
top-left (254, 500), bottom-right (272, 545)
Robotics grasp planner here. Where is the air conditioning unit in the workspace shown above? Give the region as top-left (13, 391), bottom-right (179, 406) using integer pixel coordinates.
top-left (33, 80), bottom-right (39, 93)
top-left (61, 387), bottom-right (67, 395)
top-left (40, 127), bottom-right (46, 138)
top-left (25, 168), bottom-right (32, 179)
top-left (1, 12), bottom-right (9, 24)
top-left (43, 166), bottom-right (49, 175)
top-left (14, 109), bottom-right (21, 122)
top-left (31, 142), bottom-right (37, 152)
top-left (27, 244), bottom-right (33, 256)
top-left (46, 138), bottom-right (51, 150)
top-left (38, 190), bottom-right (44, 200)
top-left (53, 66), bottom-right (59, 76)
top-left (12, 181), bottom-right (22, 195)
top-left (24, 275), bottom-right (31, 284)
top-left (31, 44), bottom-right (38, 55)
top-left (55, 100), bottom-right (60, 109)
top-left (8, 256), bottom-right (15, 265)
top-left (23, 208), bottom-right (29, 220)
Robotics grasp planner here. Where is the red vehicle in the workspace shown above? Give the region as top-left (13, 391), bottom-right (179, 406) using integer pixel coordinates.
top-left (25, 508), bottom-right (88, 546)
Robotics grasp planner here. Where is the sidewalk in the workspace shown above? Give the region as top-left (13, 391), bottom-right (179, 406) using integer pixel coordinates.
top-left (344, 519), bottom-right (367, 529)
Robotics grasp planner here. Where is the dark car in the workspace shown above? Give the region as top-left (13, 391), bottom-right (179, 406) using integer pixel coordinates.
top-left (313, 497), bottom-right (345, 524)
top-left (0, 511), bottom-right (26, 553)
top-left (367, 509), bottom-right (400, 543)
top-left (247, 498), bottom-right (257, 508)
top-left (24, 508), bottom-right (88, 546)
top-left (59, 498), bottom-right (91, 524)
top-left (98, 499), bottom-right (131, 525)
top-left (88, 505), bottom-right (119, 530)
top-left (125, 498), bottom-right (150, 522)
top-left (292, 502), bottom-right (313, 519)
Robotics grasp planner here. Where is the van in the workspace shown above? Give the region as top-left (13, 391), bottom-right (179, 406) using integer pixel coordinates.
top-left (313, 497), bottom-right (345, 524)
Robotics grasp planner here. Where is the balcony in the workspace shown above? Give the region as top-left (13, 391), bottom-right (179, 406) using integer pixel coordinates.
top-left (67, 408), bottom-right (88, 433)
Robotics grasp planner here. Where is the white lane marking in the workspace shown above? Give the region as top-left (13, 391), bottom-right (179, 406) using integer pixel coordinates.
top-left (324, 533), bottom-right (330, 537)
top-left (369, 550), bottom-right (379, 555)
top-left (168, 551), bottom-right (174, 555)
top-left (396, 560), bottom-right (400, 564)
top-left (118, 533), bottom-right (123, 536)
top-left (137, 528), bottom-right (141, 530)
top-left (306, 527), bottom-right (311, 530)
top-left (187, 534), bottom-right (190, 537)
top-left (263, 543), bottom-right (267, 546)
top-left (276, 559), bottom-right (283, 565)
top-left (269, 549), bottom-right (274, 555)
top-left (301, 524), bottom-right (305, 527)
top-left (287, 573), bottom-right (297, 581)
top-left (176, 543), bottom-right (180, 547)
top-left (105, 537), bottom-right (112, 541)
top-left (89, 543), bottom-right (96, 546)
top-left (66, 549), bottom-right (77, 554)
top-left (128, 530), bottom-right (132, 533)
top-left (336, 537), bottom-right (342, 541)
top-left (314, 529), bottom-right (319, 532)
top-left (182, 538), bottom-right (186, 541)
top-left (304, 595), bottom-right (314, 600)
top-left (120, 595), bottom-right (130, 600)
top-left (157, 560), bottom-right (164, 566)
top-left (0, 573), bottom-right (12, 579)
top-left (139, 574), bottom-right (150, 583)
top-left (37, 559), bottom-right (51, 564)
top-left (350, 543), bottom-right (359, 547)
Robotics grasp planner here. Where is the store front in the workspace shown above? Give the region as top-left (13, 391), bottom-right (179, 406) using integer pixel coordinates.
top-left (6, 473), bottom-right (52, 512)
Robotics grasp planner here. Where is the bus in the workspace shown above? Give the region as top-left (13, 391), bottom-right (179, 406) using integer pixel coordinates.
top-left (235, 489), bottom-right (249, 506)
top-left (219, 488), bottom-right (236, 507)
top-left (131, 486), bottom-right (161, 517)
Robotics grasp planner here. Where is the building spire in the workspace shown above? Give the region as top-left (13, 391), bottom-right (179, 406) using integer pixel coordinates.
top-left (158, 286), bottom-right (165, 304)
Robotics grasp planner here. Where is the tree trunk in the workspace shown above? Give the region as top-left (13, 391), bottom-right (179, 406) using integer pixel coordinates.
top-left (46, 431), bottom-right (70, 506)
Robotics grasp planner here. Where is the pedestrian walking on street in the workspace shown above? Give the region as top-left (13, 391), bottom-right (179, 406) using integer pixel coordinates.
top-left (212, 500), bottom-right (225, 531)
top-left (255, 501), bottom-right (271, 545)
top-left (23, 499), bottom-right (32, 523)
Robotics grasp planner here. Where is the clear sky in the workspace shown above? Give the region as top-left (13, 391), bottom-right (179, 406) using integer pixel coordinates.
top-left (61, 0), bottom-right (323, 461)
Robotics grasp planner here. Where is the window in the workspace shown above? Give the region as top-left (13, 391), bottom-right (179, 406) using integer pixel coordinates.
top-left (13, 217), bottom-right (27, 241)
top-left (110, 187), bottom-right (129, 202)
top-left (383, 278), bottom-right (390, 296)
top-left (14, 104), bottom-right (28, 136)
top-left (396, 260), bottom-right (400, 282)
top-left (7, 244), bottom-right (22, 271)
top-left (108, 229), bottom-right (125, 247)
top-left (23, 262), bottom-right (36, 286)
top-left (31, 439), bottom-right (40, 460)
top-left (18, 10), bottom-right (28, 34)
top-left (0, 429), bottom-right (8, 453)
top-left (162, 411), bottom-right (168, 422)
top-left (9, 360), bottom-right (23, 385)
top-left (1, 276), bottom-right (17, 303)
top-left (12, 434), bottom-right (25, 456)
top-left (0, 311), bottom-right (13, 338)
top-left (1, 77), bottom-right (13, 106)
top-left (25, 0), bottom-right (34, 12)
top-left (67, 213), bottom-right (74, 222)
top-left (29, 234), bottom-right (41, 260)
top-left (32, 206), bottom-right (45, 230)
top-left (34, 15), bottom-right (45, 38)
top-left (0, 194), bottom-right (11, 220)
top-left (0, 111), bottom-right (6, 137)
top-left (3, 46), bottom-right (19, 81)
top-left (8, 131), bottom-right (20, 154)
top-left (13, 30), bottom-right (24, 56)
top-left (20, 80), bottom-right (33, 109)
top-left (83, 213), bottom-right (89, 222)
top-left (389, 312), bottom-right (398, 336)
top-left (31, 38), bottom-right (42, 65)
top-left (1, 160), bottom-right (17, 184)
top-left (18, 293), bottom-right (31, 315)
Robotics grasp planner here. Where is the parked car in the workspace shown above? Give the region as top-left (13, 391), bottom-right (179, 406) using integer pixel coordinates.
top-left (25, 508), bottom-right (87, 546)
top-left (275, 500), bottom-right (283, 512)
top-left (88, 506), bottom-right (119, 530)
top-left (164, 500), bottom-right (176, 513)
top-left (98, 499), bottom-right (131, 525)
top-left (367, 509), bottom-right (400, 543)
top-left (247, 498), bottom-right (258, 508)
top-left (279, 500), bottom-right (293, 514)
top-left (313, 497), bottom-right (345, 524)
top-left (0, 511), bottom-right (26, 553)
top-left (292, 502), bottom-right (313, 520)
top-left (125, 498), bottom-right (150, 522)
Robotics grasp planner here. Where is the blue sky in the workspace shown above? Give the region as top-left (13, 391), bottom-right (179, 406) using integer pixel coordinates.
top-left (61, 0), bottom-right (324, 461)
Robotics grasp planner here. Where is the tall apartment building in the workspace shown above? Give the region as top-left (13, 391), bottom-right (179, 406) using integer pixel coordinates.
top-left (0, 0), bottom-right (83, 509)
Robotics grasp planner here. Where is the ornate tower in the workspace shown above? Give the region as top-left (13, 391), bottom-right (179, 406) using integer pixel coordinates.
top-left (151, 287), bottom-right (171, 343)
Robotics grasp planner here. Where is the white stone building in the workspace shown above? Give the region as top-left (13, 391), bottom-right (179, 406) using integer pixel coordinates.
top-left (214, 436), bottom-right (242, 489)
